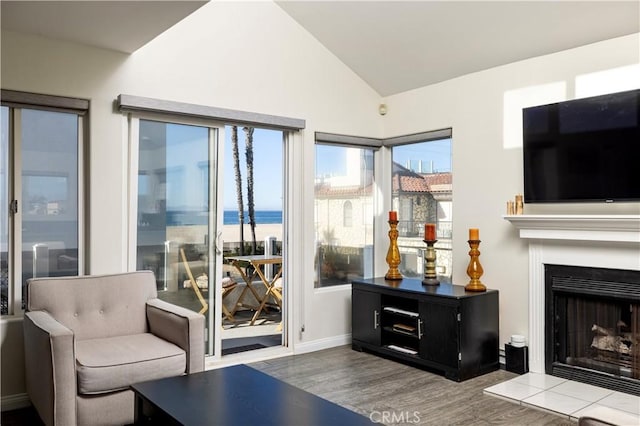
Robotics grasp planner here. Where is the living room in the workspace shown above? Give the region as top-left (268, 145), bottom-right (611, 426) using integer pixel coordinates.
top-left (1, 1), bottom-right (639, 424)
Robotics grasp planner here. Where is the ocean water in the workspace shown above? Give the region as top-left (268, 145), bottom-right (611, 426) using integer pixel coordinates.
top-left (162, 210), bottom-right (282, 226)
top-left (223, 210), bottom-right (282, 225)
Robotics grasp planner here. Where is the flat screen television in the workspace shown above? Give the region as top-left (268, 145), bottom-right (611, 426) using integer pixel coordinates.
top-left (523, 88), bottom-right (640, 203)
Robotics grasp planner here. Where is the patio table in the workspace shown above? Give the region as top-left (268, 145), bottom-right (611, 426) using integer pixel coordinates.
top-left (226, 254), bottom-right (283, 325)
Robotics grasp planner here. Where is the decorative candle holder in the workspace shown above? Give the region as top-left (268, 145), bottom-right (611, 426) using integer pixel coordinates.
top-left (422, 240), bottom-right (439, 286)
top-left (515, 194), bottom-right (524, 215)
top-left (465, 239), bottom-right (486, 292)
top-left (385, 220), bottom-right (403, 280)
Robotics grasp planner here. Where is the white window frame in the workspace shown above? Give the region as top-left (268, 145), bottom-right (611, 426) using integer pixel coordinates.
top-left (1, 90), bottom-right (88, 317)
top-left (124, 111), bottom-right (224, 357)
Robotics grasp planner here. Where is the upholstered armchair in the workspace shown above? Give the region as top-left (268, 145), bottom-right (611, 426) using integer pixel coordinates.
top-left (23, 271), bottom-right (205, 426)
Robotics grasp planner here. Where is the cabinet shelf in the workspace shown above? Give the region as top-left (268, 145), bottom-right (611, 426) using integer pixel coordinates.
top-left (383, 326), bottom-right (418, 338)
top-left (385, 344), bottom-right (419, 356)
top-left (382, 306), bottom-right (419, 318)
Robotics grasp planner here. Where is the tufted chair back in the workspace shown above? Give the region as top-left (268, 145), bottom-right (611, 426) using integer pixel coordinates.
top-left (26, 270), bottom-right (157, 340)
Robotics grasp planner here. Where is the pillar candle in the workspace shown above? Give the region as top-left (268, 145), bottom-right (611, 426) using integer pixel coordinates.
top-left (425, 223), bottom-right (436, 240)
top-left (389, 211), bottom-right (397, 221)
top-left (469, 228), bottom-right (479, 240)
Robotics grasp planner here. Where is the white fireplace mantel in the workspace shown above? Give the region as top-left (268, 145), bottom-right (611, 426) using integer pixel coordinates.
top-left (504, 214), bottom-right (640, 243)
top-left (504, 214), bottom-right (640, 374)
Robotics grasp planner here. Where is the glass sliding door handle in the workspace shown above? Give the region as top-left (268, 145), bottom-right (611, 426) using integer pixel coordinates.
top-left (214, 231), bottom-right (223, 255)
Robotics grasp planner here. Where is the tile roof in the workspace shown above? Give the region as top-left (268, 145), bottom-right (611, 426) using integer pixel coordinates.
top-left (315, 163), bottom-right (452, 197)
top-left (392, 162), bottom-right (451, 193)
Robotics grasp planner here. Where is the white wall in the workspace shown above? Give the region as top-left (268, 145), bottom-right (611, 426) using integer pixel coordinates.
top-left (1, 0), bottom-right (638, 403)
top-left (382, 33), bottom-right (640, 350)
top-left (0, 1), bottom-right (381, 400)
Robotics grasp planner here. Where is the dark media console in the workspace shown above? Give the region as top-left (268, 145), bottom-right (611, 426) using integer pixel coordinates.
top-left (351, 277), bottom-right (499, 381)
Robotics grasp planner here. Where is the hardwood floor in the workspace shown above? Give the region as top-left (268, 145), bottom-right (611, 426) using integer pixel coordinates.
top-left (2, 345), bottom-right (575, 425)
top-left (249, 345), bottom-right (576, 425)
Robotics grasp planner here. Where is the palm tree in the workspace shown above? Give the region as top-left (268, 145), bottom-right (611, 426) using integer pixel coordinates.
top-left (231, 126), bottom-right (245, 255)
top-left (243, 126), bottom-right (257, 253)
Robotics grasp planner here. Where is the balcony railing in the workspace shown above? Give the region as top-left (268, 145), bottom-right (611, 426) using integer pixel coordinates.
top-left (397, 220), bottom-right (452, 239)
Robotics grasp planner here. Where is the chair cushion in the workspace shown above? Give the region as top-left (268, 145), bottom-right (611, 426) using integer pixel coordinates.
top-left (76, 333), bottom-right (186, 395)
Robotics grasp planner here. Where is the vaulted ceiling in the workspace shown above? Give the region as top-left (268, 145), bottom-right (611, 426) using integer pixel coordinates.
top-left (2, 1), bottom-right (638, 96)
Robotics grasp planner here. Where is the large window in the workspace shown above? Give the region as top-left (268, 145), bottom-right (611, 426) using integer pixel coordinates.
top-left (391, 135), bottom-right (452, 279)
top-left (314, 143), bottom-right (375, 287)
top-left (1, 91), bottom-right (87, 315)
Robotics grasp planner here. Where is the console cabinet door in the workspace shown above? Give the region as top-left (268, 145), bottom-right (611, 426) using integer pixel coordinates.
top-left (352, 288), bottom-right (381, 346)
top-left (419, 301), bottom-right (459, 368)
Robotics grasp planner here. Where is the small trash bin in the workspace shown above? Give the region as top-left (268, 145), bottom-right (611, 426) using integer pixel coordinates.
top-left (505, 343), bottom-right (529, 374)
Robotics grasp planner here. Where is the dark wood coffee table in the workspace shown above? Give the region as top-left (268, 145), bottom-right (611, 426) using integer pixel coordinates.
top-left (132, 364), bottom-right (373, 425)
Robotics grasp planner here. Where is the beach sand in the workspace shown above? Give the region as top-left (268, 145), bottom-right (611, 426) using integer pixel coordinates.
top-left (220, 223), bottom-right (284, 285)
top-left (221, 223), bottom-right (283, 243)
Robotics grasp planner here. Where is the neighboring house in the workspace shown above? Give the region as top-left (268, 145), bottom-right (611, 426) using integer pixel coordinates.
top-left (392, 162), bottom-right (452, 238)
top-left (392, 163), bottom-right (453, 277)
top-left (315, 154), bottom-right (453, 279)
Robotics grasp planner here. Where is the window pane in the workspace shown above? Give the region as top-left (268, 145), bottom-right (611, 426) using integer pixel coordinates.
top-left (315, 145), bottom-right (374, 287)
top-left (136, 120), bottom-right (210, 316)
top-left (221, 126), bottom-right (284, 345)
top-left (21, 109), bottom-right (79, 308)
top-left (1, 107), bottom-right (8, 314)
top-left (392, 139), bottom-right (452, 279)
top-left (221, 126), bottom-right (283, 258)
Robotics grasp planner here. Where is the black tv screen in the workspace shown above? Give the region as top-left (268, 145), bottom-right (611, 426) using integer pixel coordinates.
top-left (523, 89), bottom-right (640, 203)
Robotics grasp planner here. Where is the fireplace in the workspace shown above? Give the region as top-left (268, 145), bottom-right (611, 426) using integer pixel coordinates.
top-left (545, 264), bottom-right (640, 395)
top-left (505, 214), bottom-right (640, 391)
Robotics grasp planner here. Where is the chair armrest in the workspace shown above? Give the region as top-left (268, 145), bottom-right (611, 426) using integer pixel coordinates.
top-left (146, 299), bottom-right (205, 373)
top-left (23, 311), bottom-right (76, 426)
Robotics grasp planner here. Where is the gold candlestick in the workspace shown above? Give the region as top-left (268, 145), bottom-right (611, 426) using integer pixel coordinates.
top-left (422, 240), bottom-right (439, 286)
top-left (385, 220), bottom-right (403, 280)
top-left (465, 239), bottom-right (486, 292)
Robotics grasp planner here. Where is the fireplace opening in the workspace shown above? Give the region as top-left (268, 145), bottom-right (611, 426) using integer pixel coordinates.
top-left (546, 264), bottom-right (640, 396)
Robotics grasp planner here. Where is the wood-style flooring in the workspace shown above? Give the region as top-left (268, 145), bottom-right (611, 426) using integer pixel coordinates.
top-left (249, 345), bottom-right (575, 425)
top-left (2, 344), bottom-right (575, 425)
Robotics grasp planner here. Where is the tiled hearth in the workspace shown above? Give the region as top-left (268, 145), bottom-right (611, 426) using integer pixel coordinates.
top-left (492, 215), bottom-right (640, 424)
top-left (484, 372), bottom-right (640, 424)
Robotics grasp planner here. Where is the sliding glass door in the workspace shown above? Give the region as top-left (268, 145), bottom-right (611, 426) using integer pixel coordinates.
top-left (135, 119), bottom-right (218, 353)
top-left (128, 114), bottom-right (291, 359)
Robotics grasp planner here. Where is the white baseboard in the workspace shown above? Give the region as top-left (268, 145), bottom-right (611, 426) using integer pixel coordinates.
top-left (1, 393), bottom-right (31, 411)
top-left (293, 333), bottom-right (351, 354)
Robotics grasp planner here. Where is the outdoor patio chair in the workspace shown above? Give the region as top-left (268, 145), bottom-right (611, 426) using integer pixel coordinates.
top-left (221, 276), bottom-right (238, 321)
top-left (180, 248), bottom-right (208, 315)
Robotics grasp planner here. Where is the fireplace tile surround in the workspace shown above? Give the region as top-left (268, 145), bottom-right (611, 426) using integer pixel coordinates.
top-left (486, 215), bottom-right (640, 422)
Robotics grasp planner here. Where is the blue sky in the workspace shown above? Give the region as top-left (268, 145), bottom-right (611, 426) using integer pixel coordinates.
top-left (316, 138), bottom-right (452, 179)
top-left (392, 139), bottom-right (451, 173)
top-left (220, 129), bottom-right (451, 211)
top-left (223, 126), bottom-right (283, 210)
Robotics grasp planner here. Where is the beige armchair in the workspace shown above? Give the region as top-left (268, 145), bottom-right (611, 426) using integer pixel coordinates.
top-left (23, 271), bottom-right (205, 426)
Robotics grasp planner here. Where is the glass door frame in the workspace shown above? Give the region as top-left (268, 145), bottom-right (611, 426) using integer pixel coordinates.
top-left (125, 112), bottom-right (224, 357)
